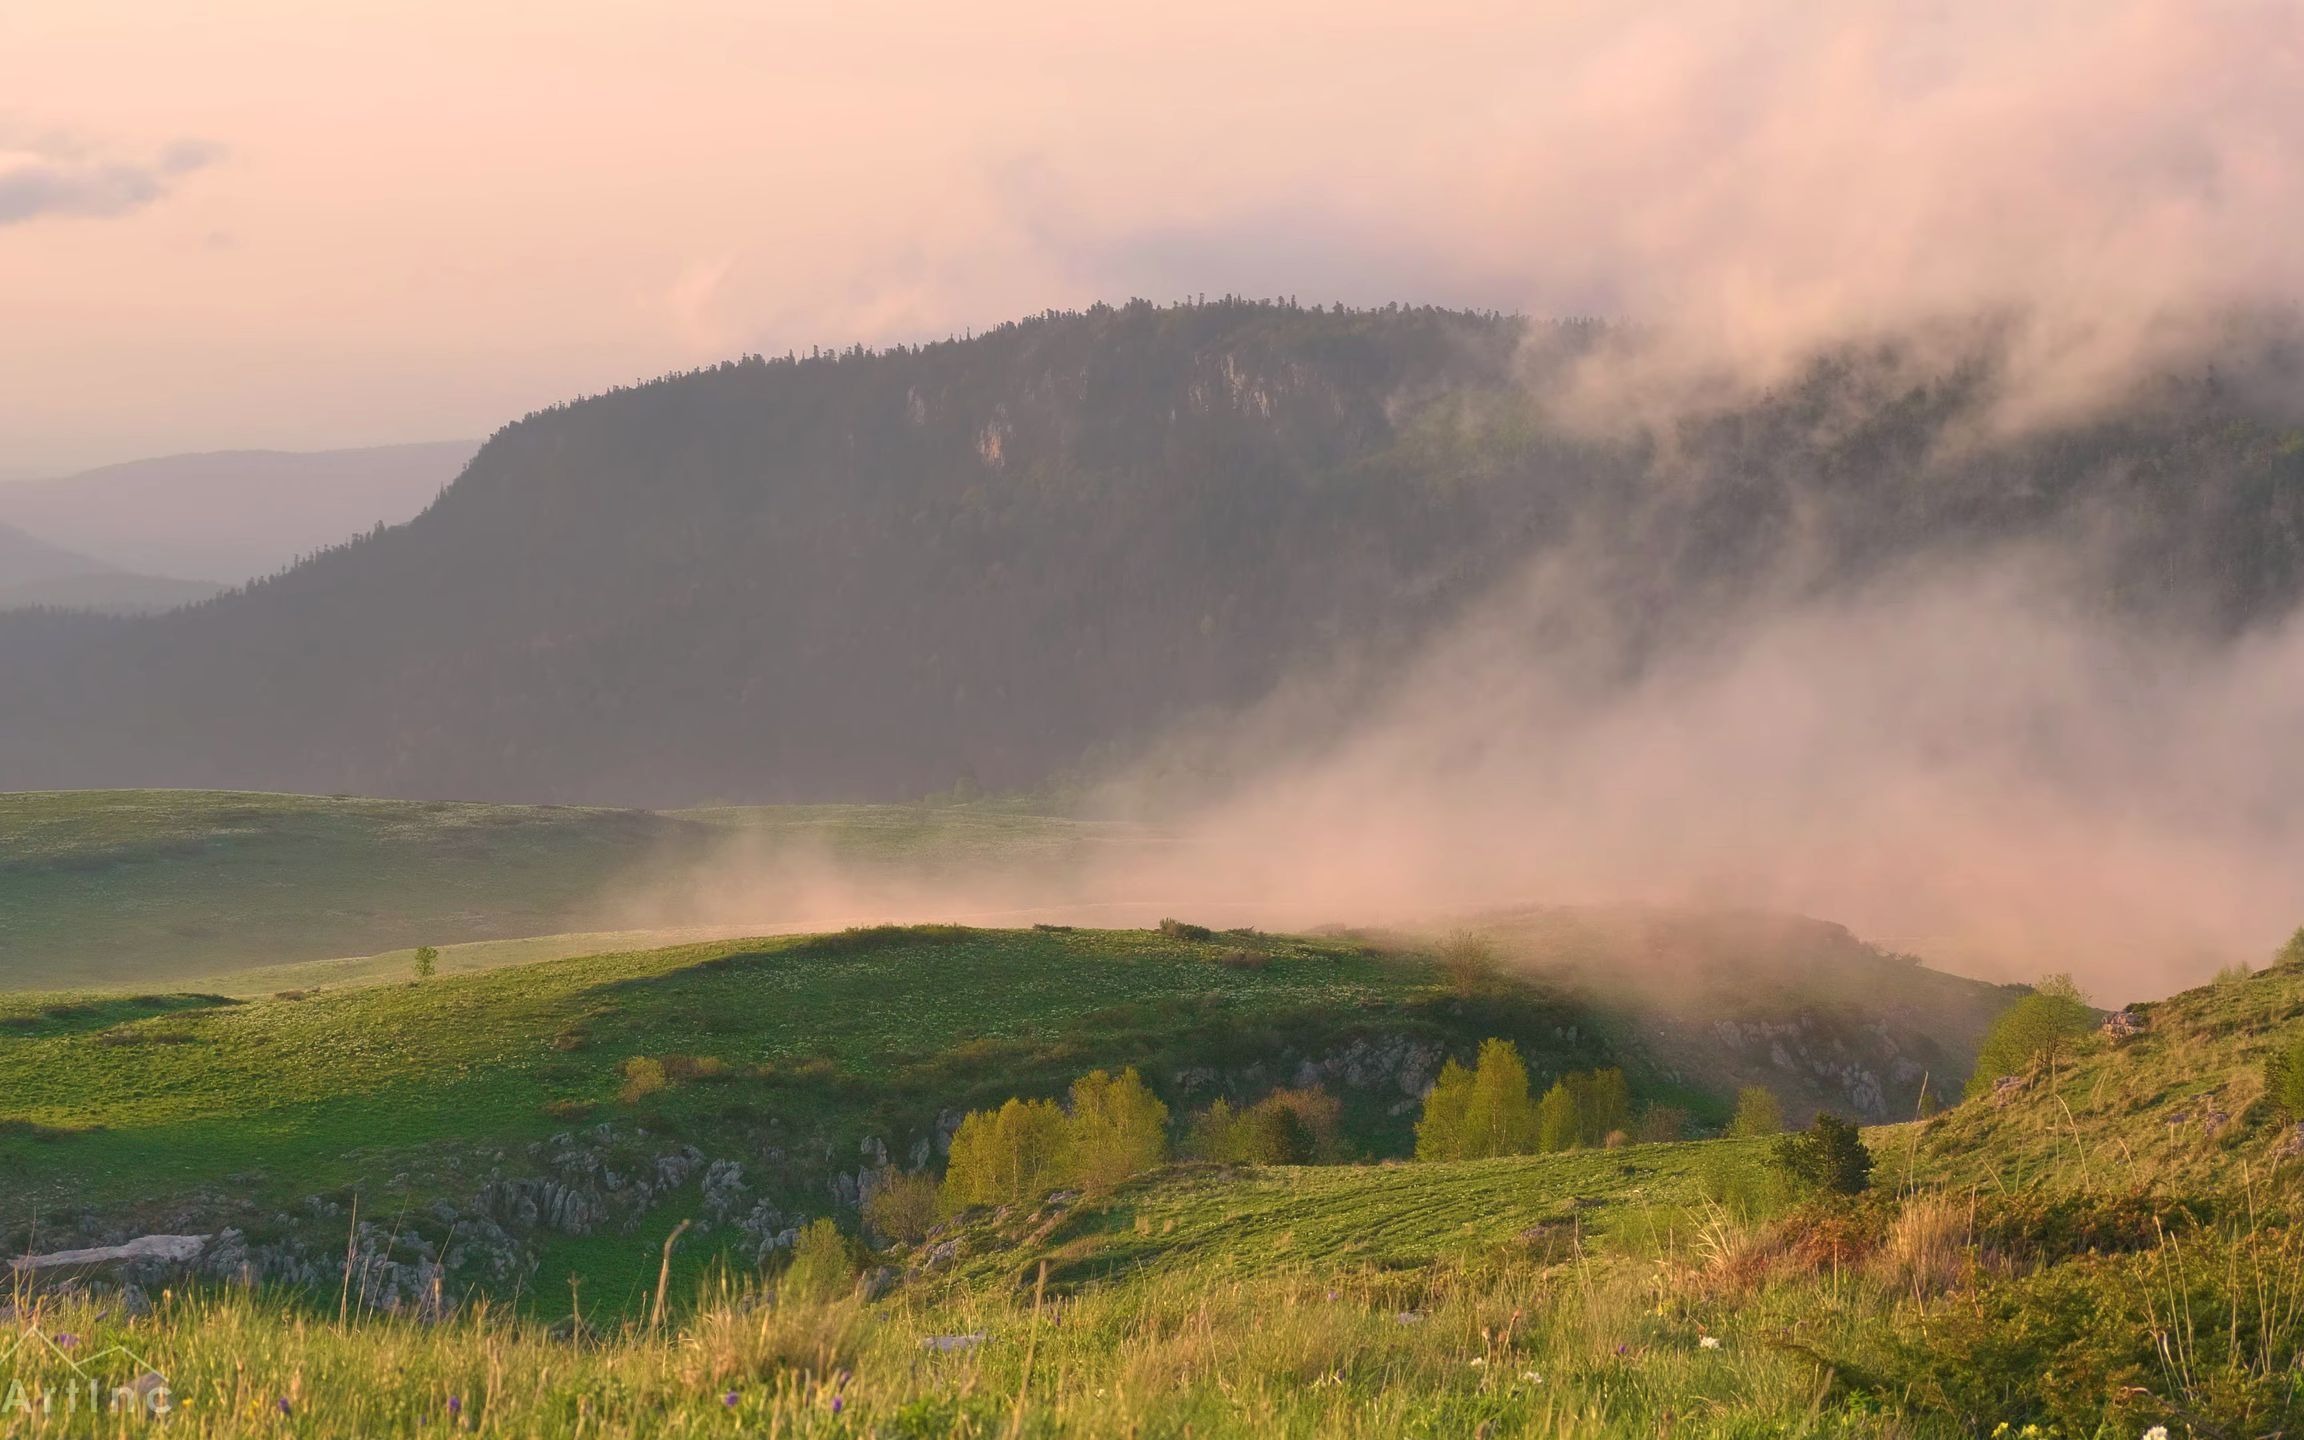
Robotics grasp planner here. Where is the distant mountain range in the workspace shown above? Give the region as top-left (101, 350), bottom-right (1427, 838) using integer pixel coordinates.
top-left (0, 301), bottom-right (2299, 802)
top-left (0, 441), bottom-right (477, 585)
top-left (0, 520), bottom-right (222, 615)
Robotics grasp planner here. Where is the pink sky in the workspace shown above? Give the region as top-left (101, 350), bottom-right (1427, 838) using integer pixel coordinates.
top-left (3, 0), bottom-right (2298, 472)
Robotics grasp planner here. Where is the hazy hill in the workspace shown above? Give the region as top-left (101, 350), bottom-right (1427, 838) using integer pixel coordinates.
top-left (0, 519), bottom-right (223, 614)
top-left (0, 302), bottom-right (2299, 803)
top-left (0, 440), bottom-right (477, 584)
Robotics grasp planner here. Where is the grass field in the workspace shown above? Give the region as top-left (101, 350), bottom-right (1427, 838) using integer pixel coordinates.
top-left (0, 790), bottom-right (1149, 990)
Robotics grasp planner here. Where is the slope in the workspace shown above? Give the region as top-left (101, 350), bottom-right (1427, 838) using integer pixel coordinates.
top-left (2, 303), bottom-right (2300, 802)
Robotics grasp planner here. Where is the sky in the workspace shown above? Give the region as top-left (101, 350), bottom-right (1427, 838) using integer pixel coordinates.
top-left (3, 0), bottom-right (2300, 473)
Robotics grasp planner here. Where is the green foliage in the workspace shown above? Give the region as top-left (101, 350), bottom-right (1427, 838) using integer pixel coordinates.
top-left (861, 1170), bottom-right (942, 1245)
top-left (1156, 918), bottom-right (1214, 942)
top-left (1728, 1086), bottom-right (1785, 1138)
top-left (1770, 1112), bottom-right (1874, 1196)
top-left (1534, 1079), bottom-right (1580, 1154)
top-left (1412, 1059), bottom-right (1474, 1161)
top-left (1434, 929), bottom-right (1502, 996)
top-left (411, 945), bottom-right (438, 981)
top-left (2265, 1029), bottom-right (2304, 1120)
top-left (777, 1218), bottom-right (856, 1304)
top-left (1966, 974), bottom-right (2094, 1098)
top-left (941, 1097), bottom-right (1071, 1210)
top-left (1065, 1067), bottom-right (1169, 1192)
top-left (1415, 1040), bottom-right (1540, 1160)
top-left (2279, 925), bottom-right (2304, 968)
top-left (1189, 1087), bottom-right (1343, 1165)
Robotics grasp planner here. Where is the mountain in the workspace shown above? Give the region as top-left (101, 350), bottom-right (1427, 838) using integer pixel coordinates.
top-left (0, 520), bottom-right (223, 615)
top-left (0, 440), bottom-right (478, 584)
top-left (0, 301), bottom-right (2300, 803)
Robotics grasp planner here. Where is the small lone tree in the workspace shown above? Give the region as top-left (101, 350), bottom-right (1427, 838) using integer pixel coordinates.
top-left (412, 945), bottom-right (439, 981)
top-left (2278, 926), bottom-right (2304, 969)
top-left (1728, 1086), bottom-right (1785, 1138)
top-left (1966, 974), bottom-right (2094, 1098)
top-left (1535, 1079), bottom-right (1580, 1153)
top-left (779, 1218), bottom-right (857, 1303)
top-left (1771, 1112), bottom-right (1873, 1196)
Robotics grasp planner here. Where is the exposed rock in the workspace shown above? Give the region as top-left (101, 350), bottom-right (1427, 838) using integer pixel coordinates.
top-left (11, 1234), bottom-right (207, 1273)
top-left (2101, 1009), bottom-right (2147, 1039)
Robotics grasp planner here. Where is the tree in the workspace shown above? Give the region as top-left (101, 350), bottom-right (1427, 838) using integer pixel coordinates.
top-left (1728, 1086), bottom-right (1785, 1138)
top-left (1415, 1059), bottom-right (1476, 1160)
top-left (2279, 927), bottom-right (2304, 969)
top-left (1535, 1080), bottom-right (1581, 1153)
top-left (1188, 1087), bottom-right (1342, 1165)
top-left (1579, 1067), bottom-right (1631, 1145)
top-left (1066, 1067), bottom-right (1168, 1191)
top-left (861, 1170), bottom-right (942, 1245)
top-left (1966, 974), bottom-right (2094, 1098)
top-left (1771, 1113), bottom-right (1874, 1196)
top-left (779, 1218), bottom-right (857, 1303)
top-left (412, 944), bottom-right (438, 981)
top-left (1458, 1039), bottom-right (1539, 1157)
top-left (941, 1097), bottom-right (1070, 1209)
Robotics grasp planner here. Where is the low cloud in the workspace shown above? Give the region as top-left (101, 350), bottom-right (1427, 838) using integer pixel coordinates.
top-left (0, 131), bottom-right (221, 228)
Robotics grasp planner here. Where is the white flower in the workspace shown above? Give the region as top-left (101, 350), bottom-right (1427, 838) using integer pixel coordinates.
top-left (1468, 1356), bottom-right (1485, 1368)
top-left (2143, 1428), bottom-right (2170, 1440)
top-left (1520, 1371), bottom-right (1543, 1384)
top-left (1699, 1335), bottom-right (1722, 1350)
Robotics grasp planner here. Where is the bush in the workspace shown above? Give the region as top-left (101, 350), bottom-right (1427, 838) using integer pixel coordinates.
top-left (862, 1170), bottom-right (942, 1245)
top-left (2278, 925), bottom-right (2304, 968)
top-left (1215, 948), bottom-right (1270, 970)
top-left (2265, 1030), bottom-right (2304, 1120)
top-left (1188, 1087), bottom-right (1341, 1164)
top-left (411, 945), bottom-right (438, 981)
top-left (1156, 918), bottom-right (1214, 942)
top-left (1727, 1086), bottom-right (1785, 1138)
top-left (1771, 1112), bottom-right (1874, 1196)
top-left (1066, 1067), bottom-right (1168, 1191)
top-left (779, 1218), bottom-right (857, 1304)
top-left (1632, 1103), bottom-right (1689, 1144)
top-left (1435, 930), bottom-right (1502, 995)
top-left (941, 1097), bottom-right (1071, 1209)
top-left (1966, 974), bottom-right (2094, 1098)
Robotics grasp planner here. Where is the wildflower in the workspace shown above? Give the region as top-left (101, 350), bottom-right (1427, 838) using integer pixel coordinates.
top-left (1699, 1335), bottom-right (1721, 1350)
top-left (52, 1333), bottom-right (77, 1349)
top-left (829, 1394), bottom-right (845, 1415)
top-left (722, 1391), bottom-right (739, 1408)
top-left (448, 1396), bottom-right (462, 1417)
top-left (2142, 1430), bottom-right (2169, 1440)
top-left (1615, 1343), bottom-right (1628, 1356)
top-left (277, 1397), bottom-right (293, 1417)
top-left (1468, 1356), bottom-right (1485, 1368)
top-left (1520, 1371), bottom-right (1542, 1384)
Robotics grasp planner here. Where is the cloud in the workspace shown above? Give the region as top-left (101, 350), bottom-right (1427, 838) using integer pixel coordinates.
top-left (0, 130), bottom-right (222, 228)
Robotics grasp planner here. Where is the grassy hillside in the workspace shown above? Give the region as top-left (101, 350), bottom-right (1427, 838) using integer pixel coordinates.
top-left (0, 790), bottom-right (1139, 990)
top-left (3, 925), bottom-right (2295, 1434)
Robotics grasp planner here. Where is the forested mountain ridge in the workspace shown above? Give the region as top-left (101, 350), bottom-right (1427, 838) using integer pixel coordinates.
top-left (2, 300), bottom-right (2301, 804)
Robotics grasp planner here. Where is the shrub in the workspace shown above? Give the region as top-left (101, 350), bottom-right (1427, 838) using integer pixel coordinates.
top-left (941, 1097), bottom-right (1070, 1209)
top-left (1189, 1087), bottom-right (1341, 1164)
top-left (2264, 1030), bottom-right (2304, 1120)
top-left (1066, 1067), bottom-right (1168, 1191)
top-left (1215, 948), bottom-right (1270, 970)
top-left (1632, 1103), bottom-right (1689, 1144)
top-left (1771, 1112), bottom-right (1874, 1196)
top-left (618, 1056), bottom-right (667, 1104)
top-left (542, 1098), bottom-right (597, 1121)
top-left (1727, 1086), bottom-right (1785, 1138)
top-left (1435, 930), bottom-right (1502, 995)
top-left (412, 945), bottom-right (438, 981)
top-left (779, 1219), bottom-right (857, 1304)
top-left (862, 1171), bottom-right (942, 1245)
top-left (1966, 974), bottom-right (2094, 1098)
top-left (1156, 918), bottom-right (1214, 942)
top-left (2279, 925), bottom-right (2304, 968)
